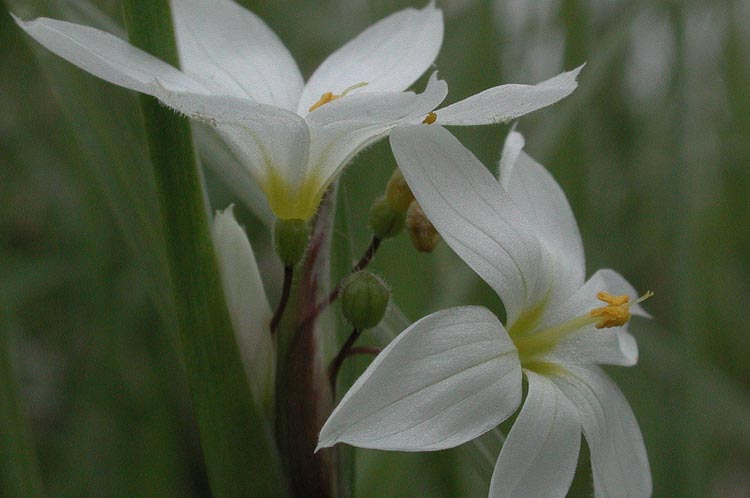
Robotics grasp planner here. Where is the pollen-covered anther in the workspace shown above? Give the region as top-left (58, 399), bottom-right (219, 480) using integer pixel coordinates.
top-left (589, 292), bottom-right (631, 329)
top-left (422, 111), bottom-right (437, 124)
top-left (308, 82), bottom-right (369, 112)
top-left (309, 91), bottom-right (337, 112)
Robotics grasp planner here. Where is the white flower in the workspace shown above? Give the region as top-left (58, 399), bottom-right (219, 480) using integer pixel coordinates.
top-left (212, 206), bottom-right (274, 412)
top-left (14, 0), bottom-right (580, 220)
top-left (318, 125), bottom-right (652, 498)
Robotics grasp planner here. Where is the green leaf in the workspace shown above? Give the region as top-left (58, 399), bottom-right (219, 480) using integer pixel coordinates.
top-left (0, 315), bottom-right (45, 498)
top-left (119, 1), bottom-right (287, 496)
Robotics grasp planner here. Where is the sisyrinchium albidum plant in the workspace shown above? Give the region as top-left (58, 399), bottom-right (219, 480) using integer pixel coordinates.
top-left (8, 0), bottom-right (655, 496)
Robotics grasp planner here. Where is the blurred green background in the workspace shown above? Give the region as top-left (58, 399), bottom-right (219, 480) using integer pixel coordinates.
top-left (2, 0), bottom-right (749, 496)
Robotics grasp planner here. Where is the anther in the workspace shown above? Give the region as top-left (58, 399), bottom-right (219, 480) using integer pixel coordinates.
top-left (309, 92), bottom-right (337, 112)
top-left (589, 291), bottom-right (653, 329)
top-left (422, 111), bottom-right (437, 125)
top-left (590, 292), bottom-right (630, 329)
top-left (308, 82), bottom-right (369, 112)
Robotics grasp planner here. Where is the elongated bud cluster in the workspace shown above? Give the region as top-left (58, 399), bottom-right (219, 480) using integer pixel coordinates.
top-left (273, 218), bottom-right (309, 267)
top-left (385, 168), bottom-right (414, 212)
top-left (369, 196), bottom-right (405, 240)
top-left (341, 271), bottom-right (389, 330)
top-left (406, 201), bottom-right (442, 252)
top-left (369, 168), bottom-right (415, 240)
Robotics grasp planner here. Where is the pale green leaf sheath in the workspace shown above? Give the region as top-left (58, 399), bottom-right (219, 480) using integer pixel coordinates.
top-left (319, 126), bottom-right (653, 498)
top-left (14, 0), bottom-right (580, 221)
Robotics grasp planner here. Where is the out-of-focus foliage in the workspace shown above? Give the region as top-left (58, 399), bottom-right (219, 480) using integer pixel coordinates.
top-left (1, 0), bottom-right (749, 496)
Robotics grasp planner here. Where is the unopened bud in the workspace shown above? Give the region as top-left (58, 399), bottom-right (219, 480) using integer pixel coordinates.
top-left (385, 168), bottom-right (414, 212)
top-left (273, 218), bottom-right (309, 266)
top-left (369, 195), bottom-right (406, 240)
top-left (406, 201), bottom-right (441, 253)
top-left (341, 271), bottom-right (389, 330)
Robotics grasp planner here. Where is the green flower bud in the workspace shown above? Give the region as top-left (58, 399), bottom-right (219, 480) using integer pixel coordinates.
top-left (369, 195), bottom-right (406, 240)
top-left (385, 168), bottom-right (414, 212)
top-left (273, 218), bottom-right (309, 266)
top-left (341, 271), bottom-right (389, 330)
top-left (406, 201), bottom-right (442, 253)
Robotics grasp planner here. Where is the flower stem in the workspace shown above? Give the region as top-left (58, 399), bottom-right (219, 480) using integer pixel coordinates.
top-left (348, 346), bottom-right (382, 357)
top-left (329, 328), bottom-right (363, 392)
top-left (270, 266), bottom-right (293, 334)
top-left (352, 237), bottom-right (381, 272)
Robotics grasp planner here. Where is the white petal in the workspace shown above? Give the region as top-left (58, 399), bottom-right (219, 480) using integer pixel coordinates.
top-left (500, 139), bottom-right (586, 310)
top-left (194, 127), bottom-right (276, 227)
top-left (434, 65), bottom-right (583, 126)
top-left (212, 207), bottom-right (274, 410)
top-left (158, 91), bottom-right (312, 218)
top-left (303, 74), bottom-right (447, 202)
top-left (552, 365), bottom-right (652, 498)
top-left (317, 306), bottom-right (521, 451)
top-left (390, 125), bottom-right (551, 325)
top-left (542, 269), bottom-right (647, 367)
top-left (14, 15), bottom-right (207, 96)
top-left (497, 128), bottom-right (525, 184)
top-left (489, 371), bottom-right (580, 498)
top-left (171, 0), bottom-right (303, 110)
top-left (297, 2), bottom-right (443, 115)
top-left (13, 12), bottom-right (313, 216)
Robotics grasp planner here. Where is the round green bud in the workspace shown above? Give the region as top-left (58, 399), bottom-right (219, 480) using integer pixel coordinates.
top-left (369, 195), bottom-right (406, 240)
top-left (341, 271), bottom-right (389, 330)
top-left (385, 168), bottom-right (414, 212)
top-left (273, 218), bottom-right (309, 267)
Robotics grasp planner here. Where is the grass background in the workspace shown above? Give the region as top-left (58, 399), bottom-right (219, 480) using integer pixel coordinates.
top-left (1, 0), bottom-right (749, 496)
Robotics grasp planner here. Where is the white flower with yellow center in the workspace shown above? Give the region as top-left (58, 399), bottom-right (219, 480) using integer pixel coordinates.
top-left (318, 125), bottom-right (652, 498)
top-left (15, 0), bottom-right (580, 220)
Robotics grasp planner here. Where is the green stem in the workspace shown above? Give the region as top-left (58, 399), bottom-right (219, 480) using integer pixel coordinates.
top-left (270, 266), bottom-right (294, 334)
top-left (120, 2), bottom-right (286, 496)
top-left (328, 328), bottom-right (363, 394)
top-left (275, 189), bottom-right (337, 498)
top-left (0, 316), bottom-right (44, 498)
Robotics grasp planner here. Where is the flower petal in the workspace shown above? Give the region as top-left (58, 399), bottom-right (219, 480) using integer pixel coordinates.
top-left (489, 371), bottom-right (581, 498)
top-left (303, 73), bottom-right (447, 205)
top-left (212, 206), bottom-right (274, 410)
top-left (390, 124), bottom-right (551, 325)
top-left (158, 91), bottom-right (312, 219)
top-left (499, 132), bottom-right (586, 309)
top-left (551, 365), bottom-right (652, 498)
top-left (542, 269), bottom-right (647, 367)
top-left (497, 127), bottom-right (525, 182)
top-left (297, 2), bottom-right (443, 115)
top-left (171, 0), bottom-right (303, 110)
top-left (13, 15), bottom-right (207, 95)
top-left (434, 65), bottom-right (583, 125)
top-left (317, 306), bottom-right (521, 452)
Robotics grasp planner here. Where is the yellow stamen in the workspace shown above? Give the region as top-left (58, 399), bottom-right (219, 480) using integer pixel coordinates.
top-left (308, 82), bottom-right (369, 112)
top-left (422, 111), bottom-right (437, 124)
top-left (589, 291), bottom-right (653, 329)
top-left (308, 92), bottom-right (337, 112)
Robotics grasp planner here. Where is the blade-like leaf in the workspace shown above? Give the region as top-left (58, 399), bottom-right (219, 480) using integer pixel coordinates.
top-left (0, 316), bottom-right (45, 498)
top-left (120, 2), bottom-right (287, 496)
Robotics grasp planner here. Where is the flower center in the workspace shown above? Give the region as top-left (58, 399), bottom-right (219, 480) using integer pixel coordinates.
top-left (308, 82), bottom-right (369, 112)
top-left (422, 111), bottom-right (437, 124)
top-left (513, 290), bottom-right (653, 364)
